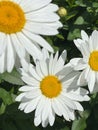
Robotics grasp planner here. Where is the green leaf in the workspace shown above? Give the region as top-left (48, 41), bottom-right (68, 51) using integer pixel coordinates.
top-left (66, 11), bottom-right (78, 21)
top-left (0, 88), bottom-right (13, 105)
top-left (0, 103), bottom-right (6, 115)
top-left (71, 118), bottom-right (86, 130)
top-left (93, 2), bottom-right (98, 8)
top-left (56, 34), bottom-right (65, 40)
top-left (67, 28), bottom-right (81, 40)
top-left (75, 0), bottom-right (86, 7)
top-left (0, 69), bottom-right (24, 85)
top-left (74, 16), bottom-right (84, 25)
top-left (79, 110), bottom-right (91, 119)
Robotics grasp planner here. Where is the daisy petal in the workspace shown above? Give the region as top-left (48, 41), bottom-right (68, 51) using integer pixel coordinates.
top-left (81, 30), bottom-right (88, 41)
top-left (24, 97), bottom-right (40, 113)
top-left (7, 35), bottom-right (15, 72)
top-left (23, 30), bottom-right (54, 53)
top-left (87, 70), bottom-right (95, 92)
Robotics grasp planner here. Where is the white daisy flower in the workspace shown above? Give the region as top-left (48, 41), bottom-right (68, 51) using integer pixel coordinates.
top-left (0, 0), bottom-right (62, 73)
top-left (70, 30), bottom-right (98, 93)
top-left (16, 49), bottom-right (90, 127)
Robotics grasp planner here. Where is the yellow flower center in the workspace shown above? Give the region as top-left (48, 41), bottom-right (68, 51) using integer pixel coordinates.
top-left (89, 51), bottom-right (98, 71)
top-left (0, 1), bottom-right (26, 34)
top-left (40, 75), bottom-right (62, 98)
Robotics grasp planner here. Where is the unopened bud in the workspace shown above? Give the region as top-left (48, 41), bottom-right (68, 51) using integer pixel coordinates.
top-left (58, 7), bottom-right (67, 17)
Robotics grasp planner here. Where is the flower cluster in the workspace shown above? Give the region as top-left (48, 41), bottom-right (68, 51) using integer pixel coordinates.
top-left (0, 0), bottom-right (98, 128)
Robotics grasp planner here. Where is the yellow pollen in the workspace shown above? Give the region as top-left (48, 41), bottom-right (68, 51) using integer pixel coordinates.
top-left (89, 51), bottom-right (98, 71)
top-left (0, 1), bottom-right (26, 34)
top-left (40, 75), bottom-right (62, 98)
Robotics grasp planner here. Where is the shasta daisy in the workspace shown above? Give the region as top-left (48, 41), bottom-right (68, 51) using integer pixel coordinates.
top-left (0, 0), bottom-right (62, 73)
top-left (16, 49), bottom-right (90, 127)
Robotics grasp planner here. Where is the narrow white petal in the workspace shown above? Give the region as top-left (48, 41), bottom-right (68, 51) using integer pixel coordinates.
top-left (23, 30), bottom-right (54, 53)
top-left (83, 95), bottom-right (90, 101)
top-left (41, 48), bottom-right (49, 60)
top-left (42, 99), bottom-right (50, 123)
top-left (91, 30), bottom-right (98, 50)
top-left (21, 0), bottom-right (52, 12)
top-left (0, 52), bottom-right (6, 73)
top-left (49, 107), bottom-right (55, 126)
top-left (92, 82), bottom-right (98, 93)
top-left (0, 33), bottom-right (7, 55)
top-left (61, 71), bottom-right (79, 85)
top-left (24, 22), bottom-right (58, 36)
top-left (7, 35), bottom-right (15, 72)
top-left (65, 92), bottom-right (85, 102)
top-left (24, 97), bottom-right (40, 113)
top-left (15, 93), bottom-right (25, 101)
top-left (60, 95), bottom-right (77, 110)
top-left (52, 98), bottom-right (62, 116)
top-left (87, 70), bottom-right (96, 92)
top-left (52, 51), bottom-right (59, 74)
top-left (56, 50), bottom-right (67, 69)
top-left (80, 42), bottom-right (89, 58)
top-left (42, 119), bottom-right (49, 127)
top-left (84, 67), bottom-right (90, 80)
top-left (34, 115), bottom-right (41, 126)
top-left (26, 11), bottom-right (59, 22)
top-left (18, 102), bottom-right (28, 111)
top-left (25, 89), bottom-right (41, 99)
top-left (73, 101), bottom-right (83, 111)
top-left (35, 61), bottom-right (44, 79)
top-left (35, 96), bottom-right (46, 116)
top-left (29, 64), bottom-right (41, 81)
top-left (77, 70), bottom-right (87, 86)
top-left (20, 59), bottom-right (29, 72)
top-left (39, 60), bottom-right (48, 76)
top-left (11, 34), bottom-right (26, 58)
top-left (68, 109), bottom-right (75, 120)
top-left (70, 58), bottom-right (87, 70)
top-left (81, 30), bottom-right (88, 41)
top-left (43, 3), bottom-right (59, 12)
top-left (74, 39), bottom-right (81, 51)
top-left (49, 54), bottom-right (53, 74)
top-left (89, 36), bottom-right (93, 52)
top-left (57, 98), bottom-right (70, 121)
top-left (19, 86), bottom-right (35, 92)
top-left (96, 72), bottom-right (98, 84)
top-left (56, 63), bottom-right (73, 77)
top-left (22, 76), bottom-right (39, 86)
top-left (16, 32), bottom-right (42, 59)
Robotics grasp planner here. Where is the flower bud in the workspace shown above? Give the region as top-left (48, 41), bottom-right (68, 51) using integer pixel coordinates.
top-left (58, 7), bottom-right (67, 17)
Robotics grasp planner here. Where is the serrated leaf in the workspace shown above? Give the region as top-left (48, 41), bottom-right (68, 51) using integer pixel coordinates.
top-left (0, 69), bottom-right (24, 85)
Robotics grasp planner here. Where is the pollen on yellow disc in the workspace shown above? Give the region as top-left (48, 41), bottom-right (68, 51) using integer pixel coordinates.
top-left (89, 51), bottom-right (98, 71)
top-left (0, 1), bottom-right (26, 34)
top-left (40, 75), bottom-right (62, 98)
